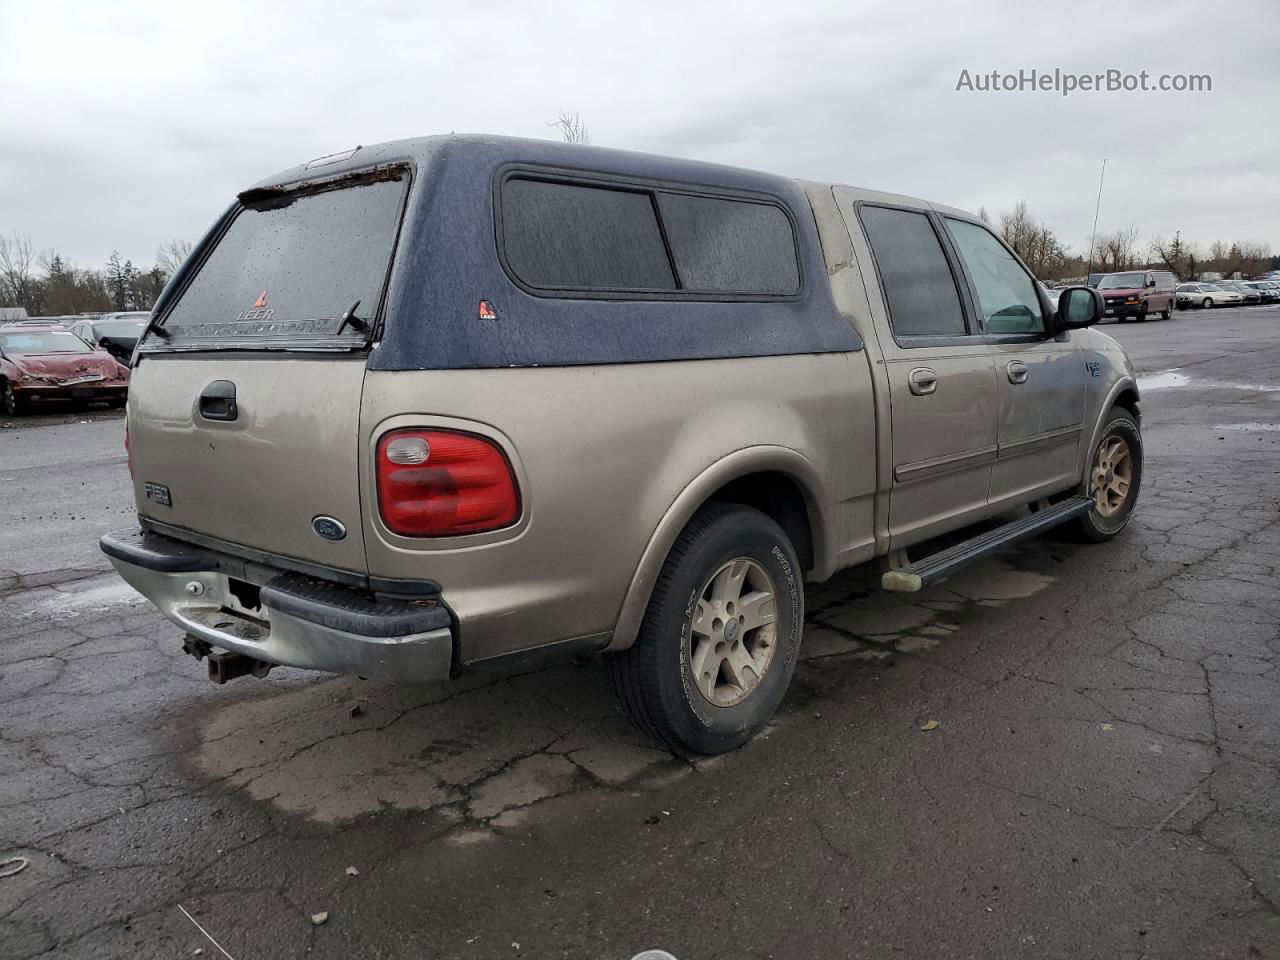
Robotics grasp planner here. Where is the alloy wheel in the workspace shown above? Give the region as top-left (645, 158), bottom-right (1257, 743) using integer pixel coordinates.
top-left (1090, 435), bottom-right (1133, 518)
top-left (688, 558), bottom-right (778, 707)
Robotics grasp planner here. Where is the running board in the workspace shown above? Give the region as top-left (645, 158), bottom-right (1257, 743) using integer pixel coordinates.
top-left (881, 496), bottom-right (1094, 593)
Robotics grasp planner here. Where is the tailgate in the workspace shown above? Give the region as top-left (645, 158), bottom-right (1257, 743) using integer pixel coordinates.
top-left (128, 357), bottom-right (369, 573)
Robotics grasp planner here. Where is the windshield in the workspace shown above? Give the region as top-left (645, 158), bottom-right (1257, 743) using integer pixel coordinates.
top-left (0, 330), bottom-right (95, 354)
top-left (1201, 284), bottom-right (1223, 291)
top-left (156, 172), bottom-right (408, 350)
top-left (1098, 273), bottom-right (1145, 289)
top-left (94, 319), bottom-right (147, 339)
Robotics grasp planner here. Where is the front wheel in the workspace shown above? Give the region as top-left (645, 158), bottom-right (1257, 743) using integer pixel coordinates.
top-left (609, 503), bottom-right (804, 756)
top-left (1202, 297), bottom-right (1213, 310)
top-left (0, 379), bottom-right (20, 417)
top-left (1075, 408), bottom-right (1142, 542)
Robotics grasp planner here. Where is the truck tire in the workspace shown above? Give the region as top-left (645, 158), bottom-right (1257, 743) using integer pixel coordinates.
top-left (1075, 407), bottom-right (1142, 542)
top-left (609, 502), bottom-right (804, 756)
top-left (1160, 301), bottom-right (1172, 320)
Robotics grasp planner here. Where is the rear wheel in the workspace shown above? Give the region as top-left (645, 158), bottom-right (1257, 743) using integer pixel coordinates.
top-left (1075, 408), bottom-right (1142, 542)
top-left (609, 503), bottom-right (804, 756)
top-left (1160, 300), bottom-right (1172, 320)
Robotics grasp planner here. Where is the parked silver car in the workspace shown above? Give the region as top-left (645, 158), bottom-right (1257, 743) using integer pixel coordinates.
top-left (1244, 280), bottom-right (1280, 304)
top-left (1176, 283), bottom-right (1245, 309)
top-left (102, 135), bottom-right (1140, 755)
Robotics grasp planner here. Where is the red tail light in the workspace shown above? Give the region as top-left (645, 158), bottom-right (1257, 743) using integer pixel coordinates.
top-left (376, 428), bottom-right (520, 537)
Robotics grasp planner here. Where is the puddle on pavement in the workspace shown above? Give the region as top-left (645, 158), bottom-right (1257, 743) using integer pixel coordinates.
top-left (191, 555), bottom-right (1056, 830)
top-left (38, 574), bottom-right (143, 619)
top-left (1139, 368), bottom-right (1280, 393)
top-left (1139, 370), bottom-right (1191, 390)
top-left (1215, 422), bottom-right (1280, 432)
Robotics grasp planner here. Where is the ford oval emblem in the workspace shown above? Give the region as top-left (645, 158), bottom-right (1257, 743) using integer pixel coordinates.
top-left (311, 516), bottom-right (347, 542)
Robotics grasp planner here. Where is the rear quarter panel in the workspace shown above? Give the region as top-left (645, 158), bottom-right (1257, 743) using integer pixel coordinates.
top-left (359, 353), bottom-right (875, 664)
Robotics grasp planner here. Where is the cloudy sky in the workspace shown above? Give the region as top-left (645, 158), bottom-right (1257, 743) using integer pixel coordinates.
top-left (2, 0), bottom-right (1276, 270)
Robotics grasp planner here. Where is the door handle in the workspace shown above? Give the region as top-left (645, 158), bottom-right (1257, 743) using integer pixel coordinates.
top-left (908, 367), bottom-right (938, 396)
top-left (198, 380), bottom-right (238, 422)
top-left (1006, 360), bottom-right (1029, 385)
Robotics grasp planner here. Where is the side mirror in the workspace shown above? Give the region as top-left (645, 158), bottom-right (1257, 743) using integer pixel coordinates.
top-left (1055, 286), bottom-right (1104, 330)
top-left (1146, 279), bottom-right (1156, 288)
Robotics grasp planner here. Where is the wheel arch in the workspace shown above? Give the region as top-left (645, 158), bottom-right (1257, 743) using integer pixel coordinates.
top-left (606, 446), bottom-right (827, 653)
top-left (1080, 376), bottom-right (1141, 481)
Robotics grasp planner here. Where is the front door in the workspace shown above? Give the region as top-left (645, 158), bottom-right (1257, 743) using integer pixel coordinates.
top-left (941, 216), bottom-right (1086, 510)
top-left (836, 193), bottom-right (999, 549)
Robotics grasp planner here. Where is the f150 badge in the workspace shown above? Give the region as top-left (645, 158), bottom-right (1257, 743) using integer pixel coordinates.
top-left (1085, 361), bottom-right (1102, 377)
top-left (143, 482), bottom-right (172, 507)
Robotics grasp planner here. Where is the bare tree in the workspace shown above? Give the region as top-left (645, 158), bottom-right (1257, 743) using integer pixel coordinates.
top-left (997, 201), bottom-right (1070, 279)
top-left (1206, 240), bottom-right (1229, 273)
top-left (977, 206), bottom-right (991, 225)
top-left (1238, 241), bottom-right (1273, 278)
top-left (1150, 232), bottom-right (1200, 280)
top-left (999, 201), bottom-right (1035, 257)
top-left (1096, 225), bottom-right (1141, 271)
top-left (157, 239), bottom-right (193, 275)
top-left (0, 231), bottom-right (39, 308)
top-left (549, 110), bottom-right (591, 144)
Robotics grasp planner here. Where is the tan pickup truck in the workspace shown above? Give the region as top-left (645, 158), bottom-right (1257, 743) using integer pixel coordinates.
top-left (102, 134), bottom-right (1141, 755)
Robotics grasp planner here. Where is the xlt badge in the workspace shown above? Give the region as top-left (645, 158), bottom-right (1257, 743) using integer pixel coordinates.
top-left (143, 482), bottom-right (172, 507)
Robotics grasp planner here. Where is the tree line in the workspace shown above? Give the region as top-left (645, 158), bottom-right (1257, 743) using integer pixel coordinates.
top-left (0, 233), bottom-right (192, 316)
top-left (985, 201), bottom-right (1275, 283)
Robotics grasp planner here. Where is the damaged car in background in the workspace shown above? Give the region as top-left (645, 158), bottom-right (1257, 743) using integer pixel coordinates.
top-left (1, 326), bottom-right (130, 415)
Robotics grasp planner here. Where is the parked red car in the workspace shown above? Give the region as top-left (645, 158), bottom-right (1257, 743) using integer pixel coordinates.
top-left (0, 326), bottom-right (130, 416)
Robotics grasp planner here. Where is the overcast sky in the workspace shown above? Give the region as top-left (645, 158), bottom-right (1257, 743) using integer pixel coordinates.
top-left (2, 0), bottom-right (1276, 270)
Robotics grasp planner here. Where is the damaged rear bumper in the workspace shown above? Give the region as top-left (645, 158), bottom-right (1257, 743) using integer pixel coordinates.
top-left (100, 528), bottom-right (454, 683)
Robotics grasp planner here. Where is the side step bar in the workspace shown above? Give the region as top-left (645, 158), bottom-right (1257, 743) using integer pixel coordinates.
top-left (881, 496), bottom-right (1094, 593)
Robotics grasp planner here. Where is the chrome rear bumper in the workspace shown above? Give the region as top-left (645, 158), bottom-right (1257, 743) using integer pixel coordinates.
top-left (100, 528), bottom-right (454, 683)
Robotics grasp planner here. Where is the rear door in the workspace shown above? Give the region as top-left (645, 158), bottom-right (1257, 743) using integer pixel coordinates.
top-left (940, 216), bottom-right (1086, 510)
top-left (128, 170), bottom-right (409, 575)
top-left (835, 192), bottom-right (999, 548)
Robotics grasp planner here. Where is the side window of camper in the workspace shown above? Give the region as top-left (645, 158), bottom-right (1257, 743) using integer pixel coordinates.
top-left (500, 179), bottom-right (676, 291)
top-left (657, 193), bottom-right (799, 295)
top-left (499, 175), bottom-right (801, 299)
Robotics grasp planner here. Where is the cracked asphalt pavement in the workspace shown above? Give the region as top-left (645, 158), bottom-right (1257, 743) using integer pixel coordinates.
top-left (2, 308), bottom-right (1279, 959)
